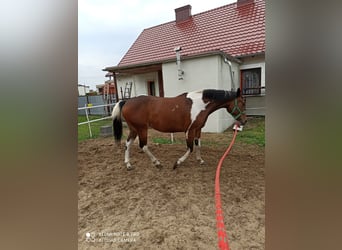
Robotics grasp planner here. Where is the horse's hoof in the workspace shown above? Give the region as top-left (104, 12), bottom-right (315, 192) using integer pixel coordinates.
top-left (155, 164), bottom-right (163, 169)
top-left (126, 164), bottom-right (134, 171)
top-left (153, 160), bottom-right (162, 169)
top-left (173, 162), bottom-right (179, 170)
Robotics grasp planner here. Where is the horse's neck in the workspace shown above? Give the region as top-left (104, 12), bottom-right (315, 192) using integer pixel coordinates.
top-left (206, 99), bottom-right (233, 114)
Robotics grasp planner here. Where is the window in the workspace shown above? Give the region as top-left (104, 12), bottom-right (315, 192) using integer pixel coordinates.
top-left (147, 81), bottom-right (156, 96)
top-left (241, 68), bottom-right (261, 95)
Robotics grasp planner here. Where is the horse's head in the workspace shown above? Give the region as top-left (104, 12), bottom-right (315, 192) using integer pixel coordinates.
top-left (227, 88), bottom-right (247, 126)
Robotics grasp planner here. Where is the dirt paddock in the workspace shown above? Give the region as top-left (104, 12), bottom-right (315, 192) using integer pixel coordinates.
top-left (78, 127), bottom-right (264, 249)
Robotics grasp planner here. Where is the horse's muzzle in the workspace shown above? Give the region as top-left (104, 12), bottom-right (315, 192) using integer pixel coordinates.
top-left (237, 119), bottom-right (247, 126)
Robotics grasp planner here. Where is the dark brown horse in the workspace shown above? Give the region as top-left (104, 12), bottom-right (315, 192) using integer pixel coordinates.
top-left (112, 88), bottom-right (246, 170)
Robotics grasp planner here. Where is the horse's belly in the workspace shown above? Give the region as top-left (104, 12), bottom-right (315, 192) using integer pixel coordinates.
top-left (149, 115), bottom-right (189, 133)
top-left (149, 122), bottom-right (186, 133)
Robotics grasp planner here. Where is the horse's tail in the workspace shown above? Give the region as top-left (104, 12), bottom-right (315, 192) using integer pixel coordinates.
top-left (112, 100), bottom-right (126, 143)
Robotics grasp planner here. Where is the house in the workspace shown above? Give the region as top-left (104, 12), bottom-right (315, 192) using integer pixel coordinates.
top-left (104, 0), bottom-right (265, 132)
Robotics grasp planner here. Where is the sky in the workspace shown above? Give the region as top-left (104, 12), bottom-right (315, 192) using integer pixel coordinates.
top-left (78, 0), bottom-right (236, 91)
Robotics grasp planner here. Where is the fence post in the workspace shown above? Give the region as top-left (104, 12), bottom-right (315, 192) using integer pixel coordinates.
top-left (86, 95), bottom-right (91, 115)
top-left (84, 104), bottom-right (92, 138)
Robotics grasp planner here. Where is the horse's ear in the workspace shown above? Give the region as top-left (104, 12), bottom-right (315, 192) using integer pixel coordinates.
top-left (236, 88), bottom-right (241, 97)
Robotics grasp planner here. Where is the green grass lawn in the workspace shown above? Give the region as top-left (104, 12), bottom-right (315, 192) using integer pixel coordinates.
top-left (78, 115), bottom-right (112, 142)
top-left (235, 116), bottom-right (265, 146)
top-left (152, 137), bottom-right (174, 144)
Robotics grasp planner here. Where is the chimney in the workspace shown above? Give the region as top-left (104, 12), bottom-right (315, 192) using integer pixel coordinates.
top-left (237, 0), bottom-right (254, 7)
top-left (175, 5), bottom-right (192, 23)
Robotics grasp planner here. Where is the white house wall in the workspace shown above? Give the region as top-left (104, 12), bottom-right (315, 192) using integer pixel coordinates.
top-left (163, 55), bottom-right (236, 132)
top-left (163, 55), bottom-right (219, 96)
top-left (116, 72), bottom-right (159, 98)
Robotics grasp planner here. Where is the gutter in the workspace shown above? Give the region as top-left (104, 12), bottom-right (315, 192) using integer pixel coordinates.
top-left (235, 51), bottom-right (265, 60)
top-left (103, 50), bottom-right (242, 72)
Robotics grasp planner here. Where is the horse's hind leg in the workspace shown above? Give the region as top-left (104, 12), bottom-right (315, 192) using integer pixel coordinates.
top-left (138, 128), bottom-right (162, 168)
top-left (125, 130), bottom-right (137, 170)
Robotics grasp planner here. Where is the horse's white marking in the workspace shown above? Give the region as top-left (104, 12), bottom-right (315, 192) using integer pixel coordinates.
top-left (186, 90), bottom-right (209, 137)
top-left (112, 101), bottom-right (122, 119)
top-left (125, 139), bottom-right (134, 167)
top-left (176, 148), bottom-right (191, 165)
top-left (195, 139), bottom-right (205, 164)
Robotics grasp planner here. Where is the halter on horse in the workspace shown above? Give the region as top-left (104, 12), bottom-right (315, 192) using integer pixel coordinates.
top-left (112, 88), bottom-right (246, 170)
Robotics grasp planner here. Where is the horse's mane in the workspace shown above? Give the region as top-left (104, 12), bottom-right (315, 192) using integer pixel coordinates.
top-left (202, 89), bottom-right (236, 101)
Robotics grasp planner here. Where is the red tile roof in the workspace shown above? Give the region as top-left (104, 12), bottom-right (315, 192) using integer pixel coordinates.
top-left (118, 0), bottom-right (265, 67)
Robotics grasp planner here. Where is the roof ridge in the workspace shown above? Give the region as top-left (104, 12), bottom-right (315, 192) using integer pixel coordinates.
top-left (143, 1), bottom-right (239, 31)
top-left (191, 1), bottom-right (237, 18)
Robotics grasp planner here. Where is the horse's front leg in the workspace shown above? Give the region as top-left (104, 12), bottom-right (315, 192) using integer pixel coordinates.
top-left (194, 138), bottom-right (205, 165)
top-left (173, 148), bottom-right (191, 169)
top-left (173, 130), bottom-right (194, 169)
top-left (194, 129), bottom-right (204, 165)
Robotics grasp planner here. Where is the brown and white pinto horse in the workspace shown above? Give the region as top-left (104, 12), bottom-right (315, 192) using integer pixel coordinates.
top-left (112, 88), bottom-right (246, 170)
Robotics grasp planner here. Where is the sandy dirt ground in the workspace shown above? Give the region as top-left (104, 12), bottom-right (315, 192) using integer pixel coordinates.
top-left (78, 127), bottom-right (264, 250)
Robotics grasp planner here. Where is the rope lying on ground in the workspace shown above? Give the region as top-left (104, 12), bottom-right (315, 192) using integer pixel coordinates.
top-left (215, 126), bottom-right (239, 250)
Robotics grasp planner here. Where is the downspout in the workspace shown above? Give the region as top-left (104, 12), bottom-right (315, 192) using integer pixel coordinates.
top-left (174, 46), bottom-right (184, 80)
top-left (224, 57), bottom-right (236, 91)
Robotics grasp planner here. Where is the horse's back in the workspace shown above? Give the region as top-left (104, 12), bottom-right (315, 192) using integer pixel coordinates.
top-left (121, 94), bottom-right (192, 132)
top-left (121, 95), bottom-right (153, 117)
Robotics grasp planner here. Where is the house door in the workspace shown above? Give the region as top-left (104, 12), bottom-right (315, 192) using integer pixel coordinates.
top-left (147, 81), bottom-right (156, 96)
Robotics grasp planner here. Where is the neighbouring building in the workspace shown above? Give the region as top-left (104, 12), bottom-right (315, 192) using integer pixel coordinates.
top-left (78, 84), bottom-right (90, 96)
top-left (104, 0), bottom-right (265, 132)
top-left (96, 72), bottom-right (117, 98)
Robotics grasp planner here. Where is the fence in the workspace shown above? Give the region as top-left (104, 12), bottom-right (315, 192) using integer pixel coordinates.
top-left (78, 95), bottom-right (116, 116)
top-left (78, 100), bottom-right (116, 138)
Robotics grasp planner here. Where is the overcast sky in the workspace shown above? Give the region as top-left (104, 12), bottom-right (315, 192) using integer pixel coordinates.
top-left (78, 0), bottom-right (236, 90)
